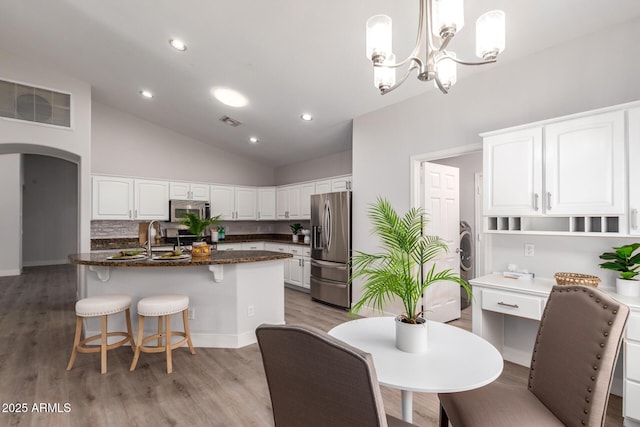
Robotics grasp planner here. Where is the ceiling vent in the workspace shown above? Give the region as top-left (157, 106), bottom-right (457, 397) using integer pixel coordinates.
top-left (219, 115), bottom-right (242, 127)
top-left (0, 79), bottom-right (71, 127)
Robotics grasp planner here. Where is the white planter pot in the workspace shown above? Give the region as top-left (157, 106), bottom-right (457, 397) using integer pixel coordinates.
top-left (616, 278), bottom-right (640, 297)
top-left (292, 235), bottom-right (299, 243)
top-left (395, 316), bottom-right (428, 353)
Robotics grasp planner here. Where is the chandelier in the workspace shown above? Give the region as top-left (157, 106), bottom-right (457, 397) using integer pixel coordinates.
top-left (366, 0), bottom-right (506, 94)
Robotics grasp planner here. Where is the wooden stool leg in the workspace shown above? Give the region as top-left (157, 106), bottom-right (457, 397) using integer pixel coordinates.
top-left (165, 315), bottom-right (173, 374)
top-left (130, 315), bottom-right (145, 371)
top-left (124, 308), bottom-right (135, 351)
top-left (100, 315), bottom-right (108, 374)
top-left (182, 309), bottom-right (196, 355)
top-left (157, 317), bottom-right (163, 348)
top-left (67, 316), bottom-right (83, 371)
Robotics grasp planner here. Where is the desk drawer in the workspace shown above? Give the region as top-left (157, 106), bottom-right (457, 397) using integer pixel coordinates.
top-left (626, 313), bottom-right (640, 342)
top-left (482, 289), bottom-right (543, 321)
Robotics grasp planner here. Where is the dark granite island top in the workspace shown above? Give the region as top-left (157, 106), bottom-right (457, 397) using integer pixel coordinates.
top-left (69, 250), bottom-right (292, 267)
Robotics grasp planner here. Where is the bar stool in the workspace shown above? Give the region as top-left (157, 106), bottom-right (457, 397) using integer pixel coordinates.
top-left (130, 294), bottom-right (196, 374)
top-left (67, 294), bottom-right (135, 374)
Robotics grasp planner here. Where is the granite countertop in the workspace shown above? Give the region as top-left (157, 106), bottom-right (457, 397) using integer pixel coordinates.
top-left (69, 250), bottom-right (293, 267)
top-left (91, 234), bottom-right (309, 250)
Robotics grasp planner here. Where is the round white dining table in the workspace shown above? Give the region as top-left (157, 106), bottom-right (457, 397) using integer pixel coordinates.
top-left (329, 316), bottom-right (503, 423)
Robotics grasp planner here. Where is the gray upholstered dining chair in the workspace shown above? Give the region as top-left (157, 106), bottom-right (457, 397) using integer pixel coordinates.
top-left (438, 285), bottom-right (629, 427)
top-left (256, 323), bottom-right (416, 427)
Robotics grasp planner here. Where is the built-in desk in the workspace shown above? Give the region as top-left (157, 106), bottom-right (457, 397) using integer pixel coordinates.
top-left (470, 274), bottom-right (640, 426)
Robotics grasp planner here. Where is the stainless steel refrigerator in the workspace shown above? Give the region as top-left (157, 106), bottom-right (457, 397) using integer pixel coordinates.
top-left (310, 191), bottom-right (351, 309)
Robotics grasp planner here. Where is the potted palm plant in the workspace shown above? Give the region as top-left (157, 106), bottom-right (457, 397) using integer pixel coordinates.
top-left (290, 223), bottom-right (303, 242)
top-left (179, 212), bottom-right (221, 258)
top-left (350, 197), bottom-right (470, 353)
top-left (599, 243), bottom-right (640, 296)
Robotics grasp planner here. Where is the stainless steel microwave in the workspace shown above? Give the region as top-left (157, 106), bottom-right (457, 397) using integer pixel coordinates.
top-left (169, 199), bottom-right (210, 223)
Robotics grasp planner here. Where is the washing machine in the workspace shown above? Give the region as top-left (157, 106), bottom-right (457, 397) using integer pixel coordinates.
top-left (459, 221), bottom-right (473, 308)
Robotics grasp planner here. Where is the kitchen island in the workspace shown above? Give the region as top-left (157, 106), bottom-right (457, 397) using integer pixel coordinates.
top-left (69, 250), bottom-right (292, 348)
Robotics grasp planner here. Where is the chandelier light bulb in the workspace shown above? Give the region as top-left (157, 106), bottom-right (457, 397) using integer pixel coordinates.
top-left (435, 53), bottom-right (457, 90)
top-left (366, 15), bottom-right (392, 63)
top-left (476, 10), bottom-right (506, 60)
top-left (374, 54), bottom-right (396, 92)
top-left (432, 0), bottom-right (464, 38)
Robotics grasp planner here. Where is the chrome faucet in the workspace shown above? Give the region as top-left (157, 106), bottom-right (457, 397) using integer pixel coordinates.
top-left (147, 220), bottom-right (158, 257)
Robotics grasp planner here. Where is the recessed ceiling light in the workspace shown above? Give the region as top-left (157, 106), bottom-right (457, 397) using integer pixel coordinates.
top-left (211, 87), bottom-right (248, 108)
top-left (249, 137), bottom-right (259, 144)
top-left (301, 113), bottom-right (313, 121)
top-left (169, 39), bottom-right (187, 51)
top-left (140, 90), bottom-right (153, 99)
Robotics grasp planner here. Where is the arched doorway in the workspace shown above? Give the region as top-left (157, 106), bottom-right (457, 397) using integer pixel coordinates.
top-left (0, 144), bottom-right (80, 276)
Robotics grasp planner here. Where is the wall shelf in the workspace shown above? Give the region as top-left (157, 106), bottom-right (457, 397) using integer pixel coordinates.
top-left (484, 215), bottom-right (623, 235)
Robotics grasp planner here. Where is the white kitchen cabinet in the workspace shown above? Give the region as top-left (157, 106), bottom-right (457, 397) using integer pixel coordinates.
top-left (92, 175), bottom-right (169, 220)
top-left (483, 128), bottom-right (543, 216)
top-left (544, 111), bottom-right (625, 215)
top-left (302, 246), bottom-right (311, 289)
top-left (210, 185), bottom-right (256, 220)
top-left (331, 175), bottom-right (352, 191)
top-left (216, 242), bottom-right (243, 251)
top-left (257, 187), bottom-right (276, 220)
top-left (134, 179), bottom-right (170, 220)
top-left (625, 311), bottom-right (640, 424)
top-left (92, 175), bottom-right (134, 220)
top-left (314, 179), bottom-right (332, 194)
top-left (169, 181), bottom-right (209, 201)
top-left (629, 107), bottom-right (640, 235)
top-left (265, 242), bottom-right (291, 280)
top-left (241, 242), bottom-right (265, 250)
top-left (300, 182), bottom-right (314, 219)
top-left (276, 185), bottom-right (301, 219)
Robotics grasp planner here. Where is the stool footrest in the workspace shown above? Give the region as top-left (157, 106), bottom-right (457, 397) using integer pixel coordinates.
top-left (76, 332), bottom-right (133, 353)
top-left (138, 332), bottom-right (189, 353)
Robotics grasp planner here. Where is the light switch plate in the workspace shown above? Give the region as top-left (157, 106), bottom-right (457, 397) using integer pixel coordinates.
top-left (524, 243), bottom-right (534, 257)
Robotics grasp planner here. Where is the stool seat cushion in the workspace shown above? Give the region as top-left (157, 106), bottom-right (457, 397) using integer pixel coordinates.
top-left (75, 294), bottom-right (132, 317)
top-left (138, 294), bottom-right (189, 316)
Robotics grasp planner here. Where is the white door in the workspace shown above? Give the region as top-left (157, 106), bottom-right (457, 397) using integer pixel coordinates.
top-left (210, 185), bottom-right (235, 220)
top-left (300, 183), bottom-right (314, 219)
top-left (134, 179), bottom-right (169, 220)
top-left (235, 187), bottom-right (257, 220)
top-left (92, 176), bottom-right (133, 220)
top-left (190, 184), bottom-right (210, 201)
top-left (629, 107), bottom-right (640, 235)
top-left (257, 187), bottom-right (276, 220)
top-left (421, 162), bottom-right (461, 323)
top-left (169, 181), bottom-right (190, 200)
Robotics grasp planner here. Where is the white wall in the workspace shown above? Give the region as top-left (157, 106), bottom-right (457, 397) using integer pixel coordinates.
top-left (0, 48), bottom-right (92, 269)
top-left (23, 155), bottom-right (77, 266)
top-left (274, 149), bottom-right (352, 185)
top-left (352, 18), bottom-right (640, 308)
top-left (92, 102), bottom-right (275, 186)
top-left (0, 154), bottom-right (21, 276)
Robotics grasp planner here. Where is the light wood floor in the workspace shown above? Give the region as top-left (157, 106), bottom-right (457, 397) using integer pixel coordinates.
top-left (0, 265), bottom-right (623, 426)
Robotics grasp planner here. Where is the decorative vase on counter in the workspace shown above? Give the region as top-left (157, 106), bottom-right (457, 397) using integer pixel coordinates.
top-left (191, 241), bottom-right (211, 259)
top-left (616, 278), bottom-right (640, 297)
top-left (395, 316), bottom-right (428, 353)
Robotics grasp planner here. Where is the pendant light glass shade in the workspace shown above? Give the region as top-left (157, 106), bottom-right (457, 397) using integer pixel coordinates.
top-left (366, 15), bottom-right (393, 62)
top-left (475, 10), bottom-right (505, 60)
top-left (432, 0), bottom-right (464, 38)
top-left (435, 52), bottom-right (457, 89)
top-left (374, 54), bottom-right (396, 90)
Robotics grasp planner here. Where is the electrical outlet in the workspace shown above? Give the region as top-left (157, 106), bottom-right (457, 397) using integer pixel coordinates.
top-left (247, 305), bottom-right (255, 317)
top-left (188, 308), bottom-right (195, 320)
top-left (524, 243), bottom-right (535, 257)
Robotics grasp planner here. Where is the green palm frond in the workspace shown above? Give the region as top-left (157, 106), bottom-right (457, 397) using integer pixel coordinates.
top-left (350, 197), bottom-right (469, 322)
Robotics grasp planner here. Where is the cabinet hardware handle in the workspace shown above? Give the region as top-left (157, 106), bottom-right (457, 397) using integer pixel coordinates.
top-left (258, 212), bottom-right (261, 219)
top-left (633, 209), bottom-right (639, 230)
top-left (547, 192), bottom-right (552, 210)
top-left (129, 210), bottom-right (132, 219)
top-left (498, 301), bottom-right (519, 308)
top-left (134, 210), bottom-right (138, 218)
top-left (534, 193), bottom-right (539, 211)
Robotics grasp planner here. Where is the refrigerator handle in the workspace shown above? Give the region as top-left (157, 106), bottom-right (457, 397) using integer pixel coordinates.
top-left (324, 199), bottom-right (331, 251)
top-left (312, 225), bottom-right (323, 250)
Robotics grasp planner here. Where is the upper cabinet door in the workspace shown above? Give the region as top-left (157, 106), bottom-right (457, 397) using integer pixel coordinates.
top-left (483, 128), bottom-right (543, 216)
top-left (257, 187), bottom-right (276, 220)
top-left (545, 111), bottom-right (625, 215)
top-left (287, 185), bottom-right (302, 219)
top-left (92, 175), bottom-right (134, 220)
top-left (314, 179), bottom-right (332, 194)
top-left (169, 182), bottom-right (190, 200)
top-left (235, 187), bottom-right (257, 220)
top-left (300, 183), bottom-right (314, 219)
top-left (134, 179), bottom-right (169, 220)
top-left (210, 185), bottom-right (235, 220)
top-left (629, 108), bottom-right (640, 235)
top-left (190, 184), bottom-right (210, 201)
